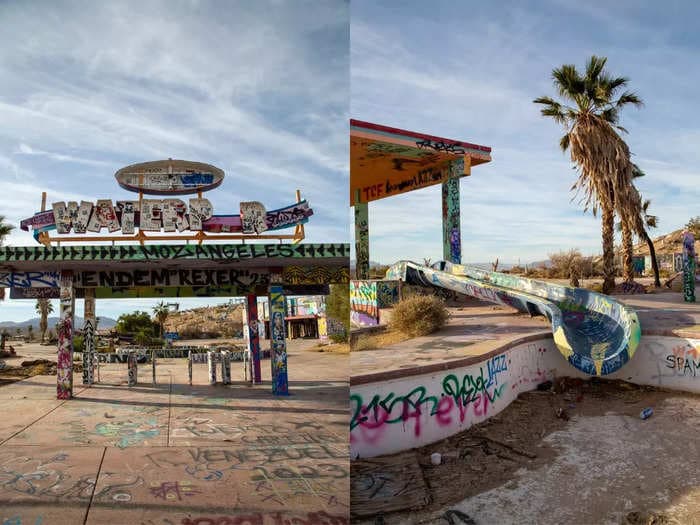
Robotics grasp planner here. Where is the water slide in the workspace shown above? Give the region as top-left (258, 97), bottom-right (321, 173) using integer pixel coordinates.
top-left (386, 261), bottom-right (642, 376)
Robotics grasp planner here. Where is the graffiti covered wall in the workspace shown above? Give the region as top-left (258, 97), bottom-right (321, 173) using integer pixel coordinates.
top-left (350, 339), bottom-right (559, 458)
top-left (376, 280), bottom-right (401, 308)
top-left (350, 281), bottom-right (379, 327)
top-left (350, 334), bottom-right (700, 458)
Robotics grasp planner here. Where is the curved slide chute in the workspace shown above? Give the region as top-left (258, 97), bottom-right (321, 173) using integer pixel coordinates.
top-left (386, 260), bottom-right (641, 376)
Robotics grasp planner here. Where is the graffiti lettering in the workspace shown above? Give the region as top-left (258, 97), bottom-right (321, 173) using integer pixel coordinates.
top-left (0, 243), bottom-right (349, 263)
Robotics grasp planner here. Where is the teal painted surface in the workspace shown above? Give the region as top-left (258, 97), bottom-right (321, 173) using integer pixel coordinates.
top-left (386, 261), bottom-right (641, 376)
top-left (354, 201), bottom-right (370, 279)
top-left (442, 177), bottom-right (461, 264)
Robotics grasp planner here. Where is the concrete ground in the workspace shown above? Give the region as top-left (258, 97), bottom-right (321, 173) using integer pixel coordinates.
top-left (351, 298), bottom-right (551, 380)
top-left (0, 339), bottom-right (349, 524)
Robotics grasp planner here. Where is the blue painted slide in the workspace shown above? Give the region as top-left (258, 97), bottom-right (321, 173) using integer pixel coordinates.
top-left (386, 261), bottom-right (642, 376)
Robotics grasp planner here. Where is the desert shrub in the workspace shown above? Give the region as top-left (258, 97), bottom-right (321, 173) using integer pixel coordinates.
top-left (509, 265), bottom-right (525, 275)
top-left (73, 335), bottom-right (84, 353)
top-left (549, 249), bottom-right (583, 284)
top-left (390, 295), bottom-right (449, 337)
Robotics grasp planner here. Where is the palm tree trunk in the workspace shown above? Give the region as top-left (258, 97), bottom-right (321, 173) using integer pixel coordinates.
top-left (643, 230), bottom-right (661, 287)
top-left (601, 203), bottom-right (616, 294)
top-left (621, 221), bottom-right (634, 282)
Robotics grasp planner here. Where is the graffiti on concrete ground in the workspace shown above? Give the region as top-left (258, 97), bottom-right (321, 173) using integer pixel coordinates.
top-left (0, 452), bottom-right (144, 503)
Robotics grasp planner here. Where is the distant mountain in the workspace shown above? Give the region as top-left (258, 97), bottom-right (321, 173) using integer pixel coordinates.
top-left (0, 316), bottom-right (117, 330)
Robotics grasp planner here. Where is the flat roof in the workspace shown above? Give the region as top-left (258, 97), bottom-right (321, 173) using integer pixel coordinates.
top-left (350, 119), bottom-right (492, 205)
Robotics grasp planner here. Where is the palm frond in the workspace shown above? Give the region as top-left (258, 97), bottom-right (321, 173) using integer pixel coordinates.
top-left (585, 55), bottom-right (607, 83)
top-left (615, 91), bottom-right (643, 108)
top-left (559, 133), bottom-right (571, 151)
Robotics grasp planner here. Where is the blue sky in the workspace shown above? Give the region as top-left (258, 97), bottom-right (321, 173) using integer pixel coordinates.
top-left (351, 0), bottom-right (700, 266)
top-left (0, 0), bottom-right (348, 322)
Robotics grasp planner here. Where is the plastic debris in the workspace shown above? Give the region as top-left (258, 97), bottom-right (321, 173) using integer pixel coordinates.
top-left (640, 407), bottom-right (654, 420)
top-left (430, 452), bottom-right (442, 465)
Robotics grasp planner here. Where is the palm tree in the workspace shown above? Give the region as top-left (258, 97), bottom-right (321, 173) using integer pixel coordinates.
top-left (36, 299), bottom-right (54, 343)
top-left (152, 301), bottom-right (169, 338)
top-left (0, 215), bottom-right (13, 246)
top-left (534, 56), bottom-right (642, 294)
top-left (0, 216), bottom-right (13, 301)
top-left (617, 163), bottom-right (661, 286)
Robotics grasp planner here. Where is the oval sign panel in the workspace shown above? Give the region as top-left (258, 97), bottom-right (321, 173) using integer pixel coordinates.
top-left (115, 159), bottom-right (225, 195)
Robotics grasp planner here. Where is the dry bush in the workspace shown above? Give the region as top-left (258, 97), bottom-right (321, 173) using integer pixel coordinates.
top-left (390, 295), bottom-right (449, 337)
top-left (548, 249), bottom-right (585, 285)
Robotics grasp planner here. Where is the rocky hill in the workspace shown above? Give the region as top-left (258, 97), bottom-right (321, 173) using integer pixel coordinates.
top-left (633, 228), bottom-right (699, 256)
top-left (163, 302), bottom-right (245, 338)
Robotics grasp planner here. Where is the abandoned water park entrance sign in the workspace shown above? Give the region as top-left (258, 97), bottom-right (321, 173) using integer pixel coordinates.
top-left (0, 159), bottom-right (349, 399)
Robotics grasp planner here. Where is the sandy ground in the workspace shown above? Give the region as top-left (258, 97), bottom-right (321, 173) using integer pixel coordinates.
top-left (0, 339), bottom-right (349, 524)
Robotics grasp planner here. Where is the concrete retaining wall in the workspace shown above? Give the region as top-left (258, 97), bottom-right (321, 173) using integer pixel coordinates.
top-left (350, 335), bottom-right (700, 459)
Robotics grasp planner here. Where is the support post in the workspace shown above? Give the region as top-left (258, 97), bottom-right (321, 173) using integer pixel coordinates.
top-left (207, 351), bottom-right (216, 385)
top-left (683, 231), bottom-right (696, 303)
top-left (354, 189), bottom-right (370, 279)
top-left (151, 348), bottom-right (156, 386)
top-left (269, 284), bottom-right (289, 395)
top-left (127, 350), bottom-right (137, 386)
top-left (188, 350), bottom-right (193, 385)
top-left (82, 288), bottom-right (96, 386)
top-left (221, 351), bottom-right (231, 385)
top-left (245, 294), bottom-right (262, 384)
top-left (57, 271), bottom-right (74, 399)
top-left (442, 176), bottom-right (461, 264)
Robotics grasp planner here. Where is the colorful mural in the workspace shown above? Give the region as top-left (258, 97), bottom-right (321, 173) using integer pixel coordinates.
top-left (350, 280), bottom-right (379, 327)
